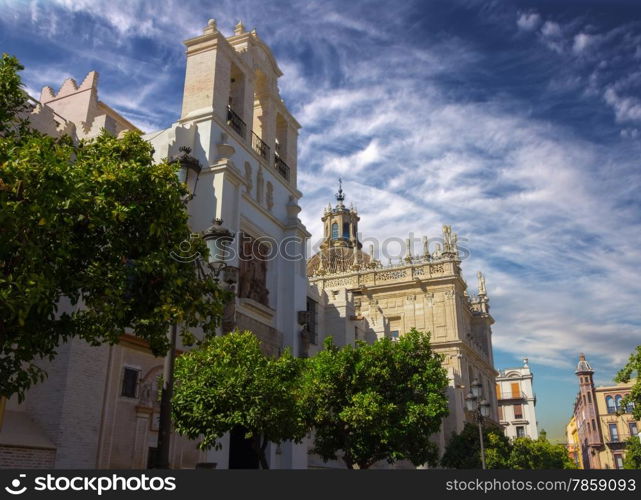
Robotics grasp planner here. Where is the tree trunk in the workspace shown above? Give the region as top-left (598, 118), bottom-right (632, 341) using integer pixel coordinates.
top-left (259, 437), bottom-right (270, 470)
top-left (251, 435), bottom-right (270, 470)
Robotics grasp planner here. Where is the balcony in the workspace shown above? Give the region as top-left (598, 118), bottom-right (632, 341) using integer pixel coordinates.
top-left (606, 433), bottom-right (634, 449)
top-left (226, 105), bottom-right (246, 139)
top-left (498, 392), bottom-right (530, 402)
top-left (251, 131), bottom-right (270, 161)
top-left (274, 154), bottom-right (290, 181)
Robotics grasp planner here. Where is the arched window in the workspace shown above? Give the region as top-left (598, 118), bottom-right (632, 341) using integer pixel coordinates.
top-left (615, 395), bottom-right (623, 411)
top-left (587, 392), bottom-right (592, 404)
top-left (606, 396), bottom-right (615, 414)
top-left (343, 222), bottom-right (350, 239)
top-left (625, 396), bottom-right (635, 414)
top-left (331, 223), bottom-right (338, 240)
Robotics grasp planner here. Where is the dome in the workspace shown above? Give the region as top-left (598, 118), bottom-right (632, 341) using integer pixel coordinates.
top-left (307, 247), bottom-right (373, 276)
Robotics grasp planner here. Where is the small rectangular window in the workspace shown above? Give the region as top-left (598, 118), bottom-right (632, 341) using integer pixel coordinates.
top-left (121, 367), bottom-right (140, 398)
top-left (608, 423), bottom-right (619, 442)
top-left (306, 297), bottom-right (318, 344)
top-left (513, 404), bottom-right (523, 419)
top-left (629, 422), bottom-right (638, 437)
top-left (390, 330), bottom-right (400, 342)
top-left (614, 454), bottom-right (624, 469)
top-left (516, 426), bottom-right (525, 438)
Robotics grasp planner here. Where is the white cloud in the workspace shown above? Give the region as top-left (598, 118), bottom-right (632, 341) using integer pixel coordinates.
top-left (572, 32), bottom-right (594, 53)
top-left (541, 21), bottom-right (562, 38)
top-left (516, 11), bottom-right (541, 32)
top-left (604, 87), bottom-right (641, 122)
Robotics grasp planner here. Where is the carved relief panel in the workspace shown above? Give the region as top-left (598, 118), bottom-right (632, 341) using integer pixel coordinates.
top-left (238, 232), bottom-right (270, 307)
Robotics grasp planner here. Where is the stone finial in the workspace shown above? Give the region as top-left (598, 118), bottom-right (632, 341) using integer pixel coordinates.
top-left (404, 237), bottom-right (413, 262)
top-left (442, 224), bottom-right (454, 253)
top-left (523, 357), bottom-right (529, 367)
top-left (335, 177), bottom-right (345, 205)
top-left (234, 20), bottom-right (246, 35)
top-left (204, 18), bottom-right (217, 34)
top-left (369, 243), bottom-right (374, 258)
top-left (422, 236), bottom-right (429, 259)
top-left (477, 271), bottom-right (486, 296)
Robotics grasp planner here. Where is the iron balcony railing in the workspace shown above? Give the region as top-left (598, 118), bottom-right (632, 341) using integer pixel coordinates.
top-left (251, 131), bottom-right (270, 161)
top-left (606, 433), bottom-right (636, 446)
top-left (274, 154), bottom-right (290, 181)
top-left (498, 391), bottom-right (530, 401)
top-left (226, 105), bottom-right (246, 138)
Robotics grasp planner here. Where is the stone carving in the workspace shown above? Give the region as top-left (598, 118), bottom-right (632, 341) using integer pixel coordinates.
top-left (377, 270), bottom-right (407, 281)
top-left (422, 236), bottom-right (430, 260)
top-left (244, 162), bottom-right (253, 194)
top-left (138, 382), bottom-right (153, 407)
top-left (325, 277), bottom-right (354, 288)
top-left (256, 168), bottom-right (264, 204)
top-left (238, 233), bottom-right (269, 306)
top-left (413, 267), bottom-right (426, 277)
top-left (266, 181), bottom-right (274, 211)
top-left (477, 271), bottom-right (486, 296)
top-left (430, 264), bottom-right (445, 274)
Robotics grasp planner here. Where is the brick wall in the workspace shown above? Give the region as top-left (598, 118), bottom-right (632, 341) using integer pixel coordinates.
top-left (0, 445), bottom-right (55, 469)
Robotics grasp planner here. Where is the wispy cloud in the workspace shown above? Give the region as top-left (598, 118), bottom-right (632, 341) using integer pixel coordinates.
top-left (2, 0), bottom-right (640, 439)
top-left (517, 11), bottom-right (541, 32)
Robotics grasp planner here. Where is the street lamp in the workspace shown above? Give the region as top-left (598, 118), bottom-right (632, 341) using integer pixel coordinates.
top-left (155, 147), bottom-right (203, 469)
top-left (174, 146), bottom-right (202, 203)
top-left (466, 377), bottom-right (491, 470)
top-left (202, 218), bottom-right (236, 282)
top-left (156, 150), bottom-right (237, 469)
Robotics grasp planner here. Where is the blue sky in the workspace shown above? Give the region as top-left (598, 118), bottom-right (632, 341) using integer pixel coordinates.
top-left (2, 0), bottom-right (641, 442)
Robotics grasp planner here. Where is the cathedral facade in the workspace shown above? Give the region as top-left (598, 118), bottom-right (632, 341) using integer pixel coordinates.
top-left (305, 186), bottom-right (499, 462)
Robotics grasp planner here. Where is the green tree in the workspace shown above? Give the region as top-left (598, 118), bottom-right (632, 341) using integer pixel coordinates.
top-left (615, 345), bottom-right (641, 420)
top-left (623, 436), bottom-right (641, 469)
top-left (0, 54), bottom-right (29, 136)
top-left (301, 328), bottom-right (449, 469)
top-left (508, 433), bottom-right (576, 469)
top-left (441, 422), bottom-right (511, 469)
top-left (0, 54), bottom-right (229, 400)
top-left (171, 330), bottom-right (307, 469)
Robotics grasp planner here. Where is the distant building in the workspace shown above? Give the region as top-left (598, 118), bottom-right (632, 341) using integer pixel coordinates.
top-left (566, 415), bottom-right (583, 468)
top-left (570, 353), bottom-right (639, 469)
top-left (305, 185), bottom-right (499, 466)
top-left (496, 358), bottom-right (538, 439)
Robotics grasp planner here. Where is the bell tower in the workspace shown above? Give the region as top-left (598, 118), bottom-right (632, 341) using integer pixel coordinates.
top-left (320, 179), bottom-right (361, 250)
top-left (575, 353), bottom-right (602, 469)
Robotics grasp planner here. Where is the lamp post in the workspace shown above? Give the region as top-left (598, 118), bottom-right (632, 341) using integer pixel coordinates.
top-left (465, 378), bottom-right (491, 470)
top-left (175, 146), bottom-right (201, 202)
top-left (155, 147), bottom-right (236, 468)
top-left (202, 218), bottom-right (236, 284)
